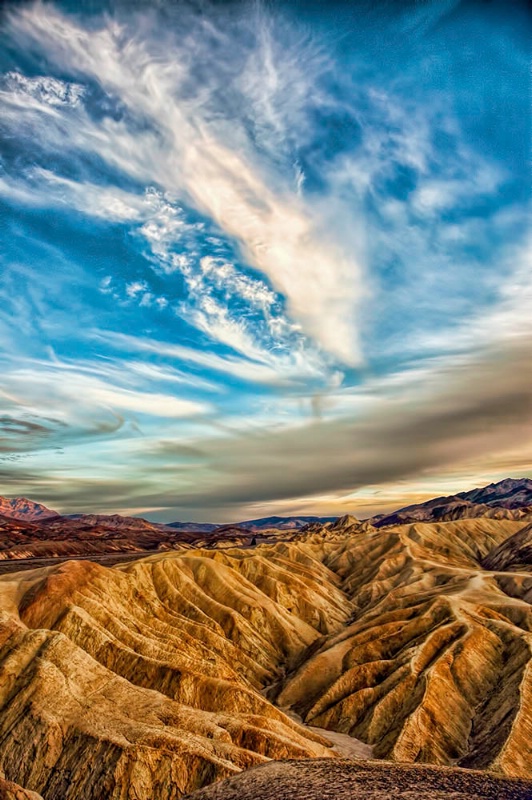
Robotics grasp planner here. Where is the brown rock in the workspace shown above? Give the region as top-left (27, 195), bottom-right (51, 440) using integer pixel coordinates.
top-left (183, 758), bottom-right (532, 800)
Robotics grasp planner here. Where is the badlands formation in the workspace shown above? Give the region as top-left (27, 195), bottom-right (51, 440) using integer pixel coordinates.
top-left (0, 489), bottom-right (531, 797)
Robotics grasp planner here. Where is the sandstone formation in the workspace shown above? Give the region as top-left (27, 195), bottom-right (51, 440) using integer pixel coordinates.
top-left (0, 506), bottom-right (531, 797)
top-left (276, 518), bottom-right (532, 778)
top-left (0, 775), bottom-right (43, 800)
top-left (0, 545), bottom-right (344, 798)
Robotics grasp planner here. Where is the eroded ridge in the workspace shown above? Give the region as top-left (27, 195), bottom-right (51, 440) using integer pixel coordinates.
top-left (0, 516), bottom-right (530, 798)
top-left (183, 758), bottom-right (532, 800)
top-left (276, 519), bottom-right (532, 777)
top-left (0, 544), bottom-right (348, 799)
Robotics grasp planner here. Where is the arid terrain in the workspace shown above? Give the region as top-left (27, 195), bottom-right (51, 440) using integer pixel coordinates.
top-left (184, 759), bottom-right (532, 800)
top-left (0, 509), bottom-right (336, 571)
top-left (0, 479), bottom-right (531, 798)
top-left (2, 478), bottom-right (531, 569)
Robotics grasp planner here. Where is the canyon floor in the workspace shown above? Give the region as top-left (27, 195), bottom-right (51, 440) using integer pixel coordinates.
top-left (0, 500), bottom-right (531, 798)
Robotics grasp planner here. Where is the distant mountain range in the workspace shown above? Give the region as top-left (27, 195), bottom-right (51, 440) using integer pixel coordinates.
top-left (167, 515), bottom-right (338, 533)
top-left (0, 476), bottom-right (531, 567)
top-left (1, 478), bottom-right (531, 532)
top-left (457, 477), bottom-right (532, 508)
top-left (0, 500), bottom-right (338, 533)
top-left (371, 478), bottom-right (532, 528)
top-left (239, 515), bottom-right (338, 530)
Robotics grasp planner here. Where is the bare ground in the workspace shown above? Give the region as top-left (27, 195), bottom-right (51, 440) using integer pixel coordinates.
top-left (183, 758), bottom-right (532, 800)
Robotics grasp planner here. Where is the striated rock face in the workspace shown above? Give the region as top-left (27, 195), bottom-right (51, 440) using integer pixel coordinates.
top-left (0, 545), bottom-right (345, 799)
top-left (184, 758), bottom-right (532, 800)
top-left (0, 515), bottom-right (531, 797)
top-left (482, 523), bottom-right (532, 572)
top-left (275, 518), bottom-right (532, 779)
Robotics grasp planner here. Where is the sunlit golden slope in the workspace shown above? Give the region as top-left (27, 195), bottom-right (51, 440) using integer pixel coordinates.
top-left (276, 519), bottom-right (532, 777)
top-left (0, 545), bottom-right (346, 799)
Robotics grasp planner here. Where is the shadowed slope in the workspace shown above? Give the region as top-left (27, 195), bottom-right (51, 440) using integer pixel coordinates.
top-left (482, 523), bottom-right (532, 572)
top-left (183, 759), bottom-right (532, 800)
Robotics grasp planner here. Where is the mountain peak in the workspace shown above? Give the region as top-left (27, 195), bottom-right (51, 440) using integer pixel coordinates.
top-left (457, 477), bottom-right (532, 509)
top-left (371, 477), bottom-right (532, 528)
top-left (0, 496), bottom-right (58, 521)
top-left (331, 514), bottom-right (360, 530)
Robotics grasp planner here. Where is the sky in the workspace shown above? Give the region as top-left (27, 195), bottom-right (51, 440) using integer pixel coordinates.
top-left (0, 0), bottom-right (530, 522)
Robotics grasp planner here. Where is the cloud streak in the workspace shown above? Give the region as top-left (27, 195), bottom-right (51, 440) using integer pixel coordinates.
top-left (5, 330), bottom-right (530, 520)
top-left (141, 334), bottom-right (532, 509)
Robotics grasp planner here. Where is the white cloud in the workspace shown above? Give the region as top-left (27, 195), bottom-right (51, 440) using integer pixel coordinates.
top-left (0, 354), bottom-right (212, 456)
top-left (0, 167), bottom-right (146, 222)
top-left (4, 2), bottom-right (364, 365)
top-left (3, 70), bottom-right (85, 107)
top-left (99, 276), bottom-right (113, 293)
top-left (199, 257), bottom-right (277, 309)
top-left (411, 166), bottom-right (502, 218)
top-left (125, 280), bottom-right (148, 298)
top-left (36, 168), bottom-right (146, 221)
top-left (187, 296), bottom-right (266, 360)
top-left (94, 330), bottom-right (326, 387)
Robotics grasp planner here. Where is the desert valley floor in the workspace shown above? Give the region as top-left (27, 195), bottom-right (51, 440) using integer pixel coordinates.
top-left (0, 483), bottom-right (531, 798)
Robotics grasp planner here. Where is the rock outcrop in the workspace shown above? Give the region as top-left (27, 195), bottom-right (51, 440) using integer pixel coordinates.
top-left (0, 774), bottom-right (44, 800)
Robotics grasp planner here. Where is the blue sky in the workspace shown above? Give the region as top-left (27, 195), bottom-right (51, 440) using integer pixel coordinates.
top-left (0, 0), bottom-right (530, 521)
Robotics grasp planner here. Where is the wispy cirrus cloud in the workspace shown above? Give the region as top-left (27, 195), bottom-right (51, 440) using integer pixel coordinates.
top-left (0, 352), bottom-right (212, 458)
top-left (121, 332), bottom-right (532, 518)
top-left (2, 1), bottom-right (364, 365)
top-left (93, 330), bottom-right (328, 388)
top-left (0, 167), bottom-right (147, 221)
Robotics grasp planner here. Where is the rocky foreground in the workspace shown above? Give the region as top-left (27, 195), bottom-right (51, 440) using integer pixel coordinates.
top-left (184, 759), bottom-right (532, 800)
top-left (0, 514), bottom-right (531, 798)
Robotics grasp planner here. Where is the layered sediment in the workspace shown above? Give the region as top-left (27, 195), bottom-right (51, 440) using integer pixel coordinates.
top-left (0, 516), bottom-right (530, 798)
